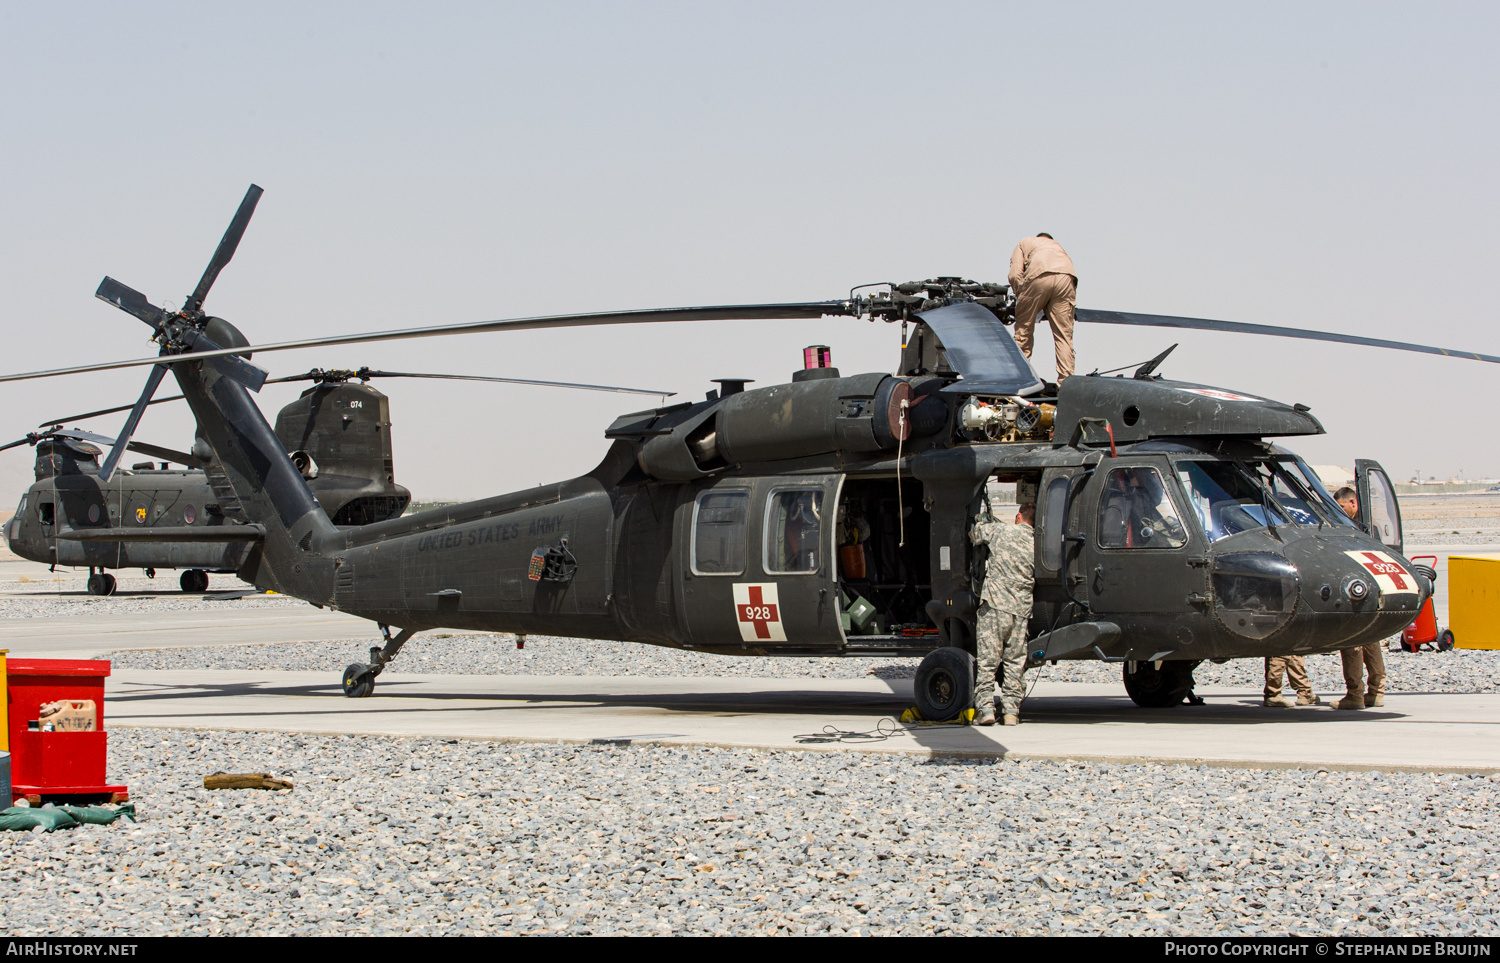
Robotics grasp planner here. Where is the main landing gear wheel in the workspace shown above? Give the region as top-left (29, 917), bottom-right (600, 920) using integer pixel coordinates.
top-left (86, 573), bottom-right (117, 596)
top-left (180, 570), bottom-right (209, 593)
top-left (342, 664), bottom-right (375, 698)
top-left (913, 647), bottom-right (975, 722)
top-left (1123, 660), bottom-right (1194, 708)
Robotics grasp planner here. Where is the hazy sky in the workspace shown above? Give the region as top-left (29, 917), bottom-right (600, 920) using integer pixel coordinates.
top-left (2, 2), bottom-right (1497, 501)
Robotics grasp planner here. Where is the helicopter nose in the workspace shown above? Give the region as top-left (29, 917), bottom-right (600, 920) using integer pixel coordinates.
top-left (1285, 538), bottom-right (1428, 624)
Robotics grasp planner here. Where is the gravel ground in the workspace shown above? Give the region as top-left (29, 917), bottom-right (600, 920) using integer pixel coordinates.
top-left (107, 634), bottom-right (918, 681)
top-left (0, 727), bottom-right (1494, 937)
top-left (1039, 648), bottom-right (1500, 694)
top-left (0, 571), bottom-right (302, 620)
top-left (107, 634), bottom-right (1500, 693)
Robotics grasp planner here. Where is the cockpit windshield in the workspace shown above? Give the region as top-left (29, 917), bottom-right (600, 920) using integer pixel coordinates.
top-left (1176, 457), bottom-right (1349, 543)
top-left (1284, 458), bottom-right (1358, 527)
top-left (1176, 460), bottom-right (1292, 543)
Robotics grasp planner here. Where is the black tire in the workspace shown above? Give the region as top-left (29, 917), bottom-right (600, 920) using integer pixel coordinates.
top-left (1123, 660), bottom-right (1193, 708)
top-left (913, 647), bottom-right (975, 722)
top-left (86, 574), bottom-right (104, 596)
top-left (100, 574), bottom-right (117, 596)
top-left (180, 570), bottom-right (208, 593)
top-left (1439, 629), bottom-right (1456, 652)
top-left (342, 664), bottom-right (375, 698)
top-left (144, 568), bottom-right (155, 580)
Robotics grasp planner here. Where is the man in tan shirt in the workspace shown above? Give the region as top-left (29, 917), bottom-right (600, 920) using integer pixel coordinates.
top-left (1008, 233), bottom-right (1078, 383)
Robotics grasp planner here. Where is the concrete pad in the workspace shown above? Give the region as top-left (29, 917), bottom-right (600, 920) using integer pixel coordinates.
top-left (0, 608), bottom-right (374, 658)
top-left (104, 670), bottom-right (1500, 773)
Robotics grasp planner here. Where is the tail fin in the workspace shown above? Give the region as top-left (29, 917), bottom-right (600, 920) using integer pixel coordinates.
top-left (171, 338), bottom-right (341, 599)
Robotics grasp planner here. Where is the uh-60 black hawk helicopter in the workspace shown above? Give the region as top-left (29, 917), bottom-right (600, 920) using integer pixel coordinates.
top-left (4, 366), bottom-right (668, 596)
top-left (6, 185), bottom-right (1496, 720)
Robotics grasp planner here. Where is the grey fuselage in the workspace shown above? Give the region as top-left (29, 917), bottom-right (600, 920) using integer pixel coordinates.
top-left (265, 372), bottom-right (1421, 665)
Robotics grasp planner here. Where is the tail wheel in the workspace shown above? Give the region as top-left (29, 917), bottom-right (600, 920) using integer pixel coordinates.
top-left (1123, 660), bottom-right (1193, 708)
top-left (1438, 629), bottom-right (1456, 652)
top-left (913, 647), bottom-right (975, 722)
top-left (342, 664), bottom-right (375, 698)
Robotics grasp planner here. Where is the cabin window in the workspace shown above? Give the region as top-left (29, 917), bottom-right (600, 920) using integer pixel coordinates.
top-left (764, 488), bottom-right (823, 574)
top-left (691, 490), bottom-right (750, 576)
top-left (1097, 467), bottom-right (1187, 549)
top-left (38, 502), bottom-right (54, 526)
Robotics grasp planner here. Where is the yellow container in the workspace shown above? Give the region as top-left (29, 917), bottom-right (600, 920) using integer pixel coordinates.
top-left (0, 649), bottom-right (7, 751)
top-left (1449, 554), bottom-right (1500, 650)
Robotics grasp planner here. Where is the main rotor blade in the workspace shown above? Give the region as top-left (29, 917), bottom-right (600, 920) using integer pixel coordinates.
top-left (40, 393), bottom-right (188, 428)
top-left (0, 433), bottom-right (46, 453)
top-left (98, 364), bottom-right (169, 482)
top-left (185, 184), bottom-right (263, 315)
top-left (51, 427), bottom-right (203, 468)
top-left (0, 301), bottom-right (857, 385)
top-left (95, 277), bottom-right (167, 330)
top-left (53, 427), bottom-right (120, 447)
top-left (358, 370), bottom-right (674, 396)
top-left (122, 439), bottom-right (207, 468)
top-left (1077, 309), bottom-right (1500, 365)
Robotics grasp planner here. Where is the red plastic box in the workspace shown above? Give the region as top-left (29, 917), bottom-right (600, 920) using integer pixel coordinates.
top-left (6, 659), bottom-right (127, 805)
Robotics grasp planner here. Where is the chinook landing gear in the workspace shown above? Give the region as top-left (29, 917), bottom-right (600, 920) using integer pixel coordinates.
top-left (913, 647), bottom-right (975, 722)
top-left (85, 570), bottom-right (116, 596)
top-left (1123, 659), bottom-right (1199, 708)
top-left (179, 570), bottom-right (209, 593)
top-left (342, 625), bottom-right (415, 698)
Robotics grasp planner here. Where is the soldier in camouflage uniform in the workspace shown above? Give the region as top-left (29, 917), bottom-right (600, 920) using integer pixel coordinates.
top-left (970, 501), bottom-right (1036, 726)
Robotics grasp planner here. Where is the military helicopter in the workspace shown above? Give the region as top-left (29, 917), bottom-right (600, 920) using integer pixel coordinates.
top-left (4, 366), bottom-right (668, 595)
top-left (5, 185), bottom-right (1495, 719)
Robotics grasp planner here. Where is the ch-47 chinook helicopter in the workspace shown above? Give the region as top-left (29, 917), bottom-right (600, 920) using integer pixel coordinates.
top-left (5, 185), bottom-right (1496, 720)
top-left (4, 366), bottom-right (667, 595)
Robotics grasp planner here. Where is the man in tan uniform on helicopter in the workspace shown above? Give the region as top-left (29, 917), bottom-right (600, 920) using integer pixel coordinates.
top-left (1008, 233), bottom-right (1078, 384)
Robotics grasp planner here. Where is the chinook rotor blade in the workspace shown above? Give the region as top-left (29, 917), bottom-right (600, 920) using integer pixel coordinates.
top-left (1077, 309), bottom-right (1500, 365)
top-left (98, 363), bottom-right (169, 482)
top-left (40, 393), bottom-right (188, 428)
top-left (0, 301), bottom-right (858, 385)
top-left (50, 428), bottom-right (203, 468)
top-left (53, 427), bottom-right (120, 447)
top-left (95, 277), bottom-right (167, 330)
top-left (185, 184), bottom-right (263, 315)
top-left (354, 370), bottom-right (674, 396)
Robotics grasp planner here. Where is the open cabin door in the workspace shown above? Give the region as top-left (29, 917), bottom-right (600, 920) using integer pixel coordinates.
top-left (1355, 459), bottom-right (1403, 554)
top-left (679, 474), bottom-right (843, 650)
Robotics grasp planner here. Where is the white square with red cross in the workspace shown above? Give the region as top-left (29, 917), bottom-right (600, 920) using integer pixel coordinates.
top-left (1344, 550), bottom-right (1418, 596)
top-left (733, 582), bottom-right (786, 642)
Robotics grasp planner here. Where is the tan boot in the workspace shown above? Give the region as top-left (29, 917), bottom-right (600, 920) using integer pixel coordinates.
top-left (1002, 713), bottom-right (1020, 726)
top-left (1365, 692), bottom-right (1384, 708)
top-left (1264, 694), bottom-right (1296, 708)
top-left (1296, 692), bottom-right (1321, 706)
top-left (975, 708), bottom-right (997, 726)
top-left (1335, 693), bottom-right (1365, 710)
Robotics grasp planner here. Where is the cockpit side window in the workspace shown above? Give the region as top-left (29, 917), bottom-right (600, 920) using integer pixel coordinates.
top-left (38, 501), bottom-right (54, 526)
top-left (1097, 467), bottom-right (1188, 549)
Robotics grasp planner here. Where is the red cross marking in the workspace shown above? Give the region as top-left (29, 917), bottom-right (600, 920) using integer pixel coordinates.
top-left (736, 585), bottom-right (780, 640)
top-left (1358, 552), bottom-right (1409, 590)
